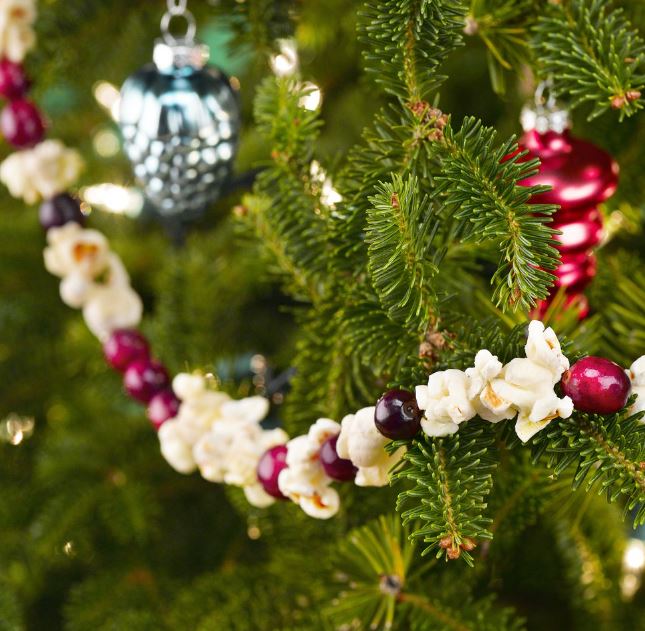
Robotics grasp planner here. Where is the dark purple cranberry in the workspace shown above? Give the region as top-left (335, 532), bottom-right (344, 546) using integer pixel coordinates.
top-left (374, 388), bottom-right (422, 440)
top-left (0, 58), bottom-right (29, 100)
top-left (39, 193), bottom-right (85, 230)
top-left (147, 389), bottom-right (181, 430)
top-left (257, 444), bottom-right (289, 500)
top-left (561, 356), bottom-right (631, 415)
top-left (123, 358), bottom-right (170, 404)
top-left (103, 329), bottom-right (150, 372)
top-left (320, 434), bottom-right (356, 481)
top-left (1, 98), bottom-right (45, 147)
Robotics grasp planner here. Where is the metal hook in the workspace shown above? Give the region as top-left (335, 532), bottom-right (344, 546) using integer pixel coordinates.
top-left (160, 8), bottom-right (197, 45)
top-left (167, 0), bottom-right (188, 14)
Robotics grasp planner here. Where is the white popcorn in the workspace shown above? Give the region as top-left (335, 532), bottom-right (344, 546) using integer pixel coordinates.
top-left (220, 396), bottom-right (270, 425)
top-left (243, 483), bottom-right (276, 509)
top-left (278, 418), bottom-right (341, 519)
top-left (43, 223), bottom-right (143, 339)
top-left (416, 370), bottom-right (476, 437)
top-left (466, 350), bottom-right (515, 423)
top-left (0, 0), bottom-right (36, 62)
top-left (158, 373), bottom-right (232, 473)
top-left (628, 356), bottom-right (645, 416)
top-left (44, 223), bottom-right (110, 280)
top-left (336, 406), bottom-right (403, 487)
top-left (82, 282), bottom-right (143, 340)
top-left (482, 321), bottom-right (573, 442)
top-left (194, 423), bottom-right (285, 487)
top-left (524, 320), bottom-right (570, 376)
top-left (412, 320), bottom-right (573, 442)
top-left (160, 371), bottom-right (278, 504)
top-left (1, 140), bottom-right (83, 204)
top-left (172, 373), bottom-right (208, 400)
top-left (158, 419), bottom-right (204, 474)
top-left (59, 273), bottom-right (95, 309)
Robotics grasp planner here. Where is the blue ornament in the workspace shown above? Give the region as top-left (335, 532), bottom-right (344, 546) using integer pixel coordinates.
top-left (119, 34), bottom-right (240, 220)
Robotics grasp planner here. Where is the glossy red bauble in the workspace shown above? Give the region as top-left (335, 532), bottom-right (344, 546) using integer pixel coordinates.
top-left (561, 356), bottom-right (631, 415)
top-left (519, 127), bottom-right (618, 317)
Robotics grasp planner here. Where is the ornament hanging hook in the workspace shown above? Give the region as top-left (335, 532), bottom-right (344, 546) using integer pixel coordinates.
top-left (161, 0), bottom-right (196, 45)
top-left (534, 78), bottom-right (557, 111)
top-left (521, 76), bottom-right (570, 133)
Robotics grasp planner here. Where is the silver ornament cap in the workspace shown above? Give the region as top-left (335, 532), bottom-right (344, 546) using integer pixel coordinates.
top-left (521, 79), bottom-right (571, 134)
top-left (118, 22), bottom-right (240, 220)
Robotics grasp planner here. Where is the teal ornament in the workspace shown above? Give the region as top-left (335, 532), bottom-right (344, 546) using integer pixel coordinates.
top-left (119, 33), bottom-right (240, 220)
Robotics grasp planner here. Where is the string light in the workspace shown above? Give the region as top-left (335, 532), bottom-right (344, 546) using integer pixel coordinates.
top-left (92, 128), bottom-right (121, 157)
top-left (621, 537), bottom-right (645, 599)
top-left (270, 39), bottom-right (298, 77)
top-left (0, 414), bottom-right (35, 445)
top-left (81, 184), bottom-right (144, 216)
top-left (299, 81), bottom-right (322, 111)
top-left (247, 514), bottom-right (262, 540)
top-left (93, 81), bottom-right (121, 122)
top-left (310, 161), bottom-right (343, 209)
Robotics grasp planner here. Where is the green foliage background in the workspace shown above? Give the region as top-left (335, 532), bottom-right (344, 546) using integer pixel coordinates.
top-left (0, 1), bottom-right (644, 629)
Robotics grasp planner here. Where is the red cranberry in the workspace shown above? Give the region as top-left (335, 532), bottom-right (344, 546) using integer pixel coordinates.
top-left (147, 389), bottom-right (180, 430)
top-left (374, 388), bottom-right (422, 440)
top-left (123, 359), bottom-right (170, 404)
top-left (103, 329), bottom-right (150, 372)
top-left (320, 434), bottom-right (356, 481)
top-left (256, 444), bottom-right (289, 500)
top-left (561, 356), bottom-right (631, 415)
top-left (39, 193), bottom-right (85, 230)
top-left (0, 58), bottom-right (29, 100)
top-left (1, 99), bottom-right (45, 147)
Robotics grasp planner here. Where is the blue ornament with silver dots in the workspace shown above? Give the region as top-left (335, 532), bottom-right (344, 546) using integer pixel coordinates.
top-left (118, 1), bottom-right (240, 220)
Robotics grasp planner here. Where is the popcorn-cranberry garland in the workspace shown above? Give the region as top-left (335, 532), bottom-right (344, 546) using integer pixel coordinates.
top-left (1, 1), bottom-right (644, 523)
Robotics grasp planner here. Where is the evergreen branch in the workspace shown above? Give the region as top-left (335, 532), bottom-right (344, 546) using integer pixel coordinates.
top-left (328, 514), bottom-right (524, 631)
top-left (531, 404), bottom-right (645, 526)
top-left (464, 0), bottom-right (539, 94)
top-left (242, 193), bottom-right (319, 302)
top-left (407, 595), bottom-right (525, 631)
top-left (550, 496), bottom-right (627, 628)
top-left (360, 0), bottom-right (465, 101)
top-left (327, 514), bottom-right (421, 630)
top-left (438, 118), bottom-right (560, 311)
top-left (342, 291), bottom-right (421, 377)
top-left (395, 421), bottom-right (497, 565)
top-left (242, 77), bottom-right (330, 302)
top-left (533, 0), bottom-right (645, 120)
top-left (596, 257), bottom-right (645, 365)
top-left (282, 306), bottom-right (377, 433)
top-left (366, 174), bottom-right (441, 328)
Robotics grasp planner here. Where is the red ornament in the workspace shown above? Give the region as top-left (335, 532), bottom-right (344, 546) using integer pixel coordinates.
top-left (518, 104), bottom-right (618, 317)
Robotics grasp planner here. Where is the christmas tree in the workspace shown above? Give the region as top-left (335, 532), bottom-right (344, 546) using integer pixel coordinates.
top-left (1, 1), bottom-right (645, 629)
